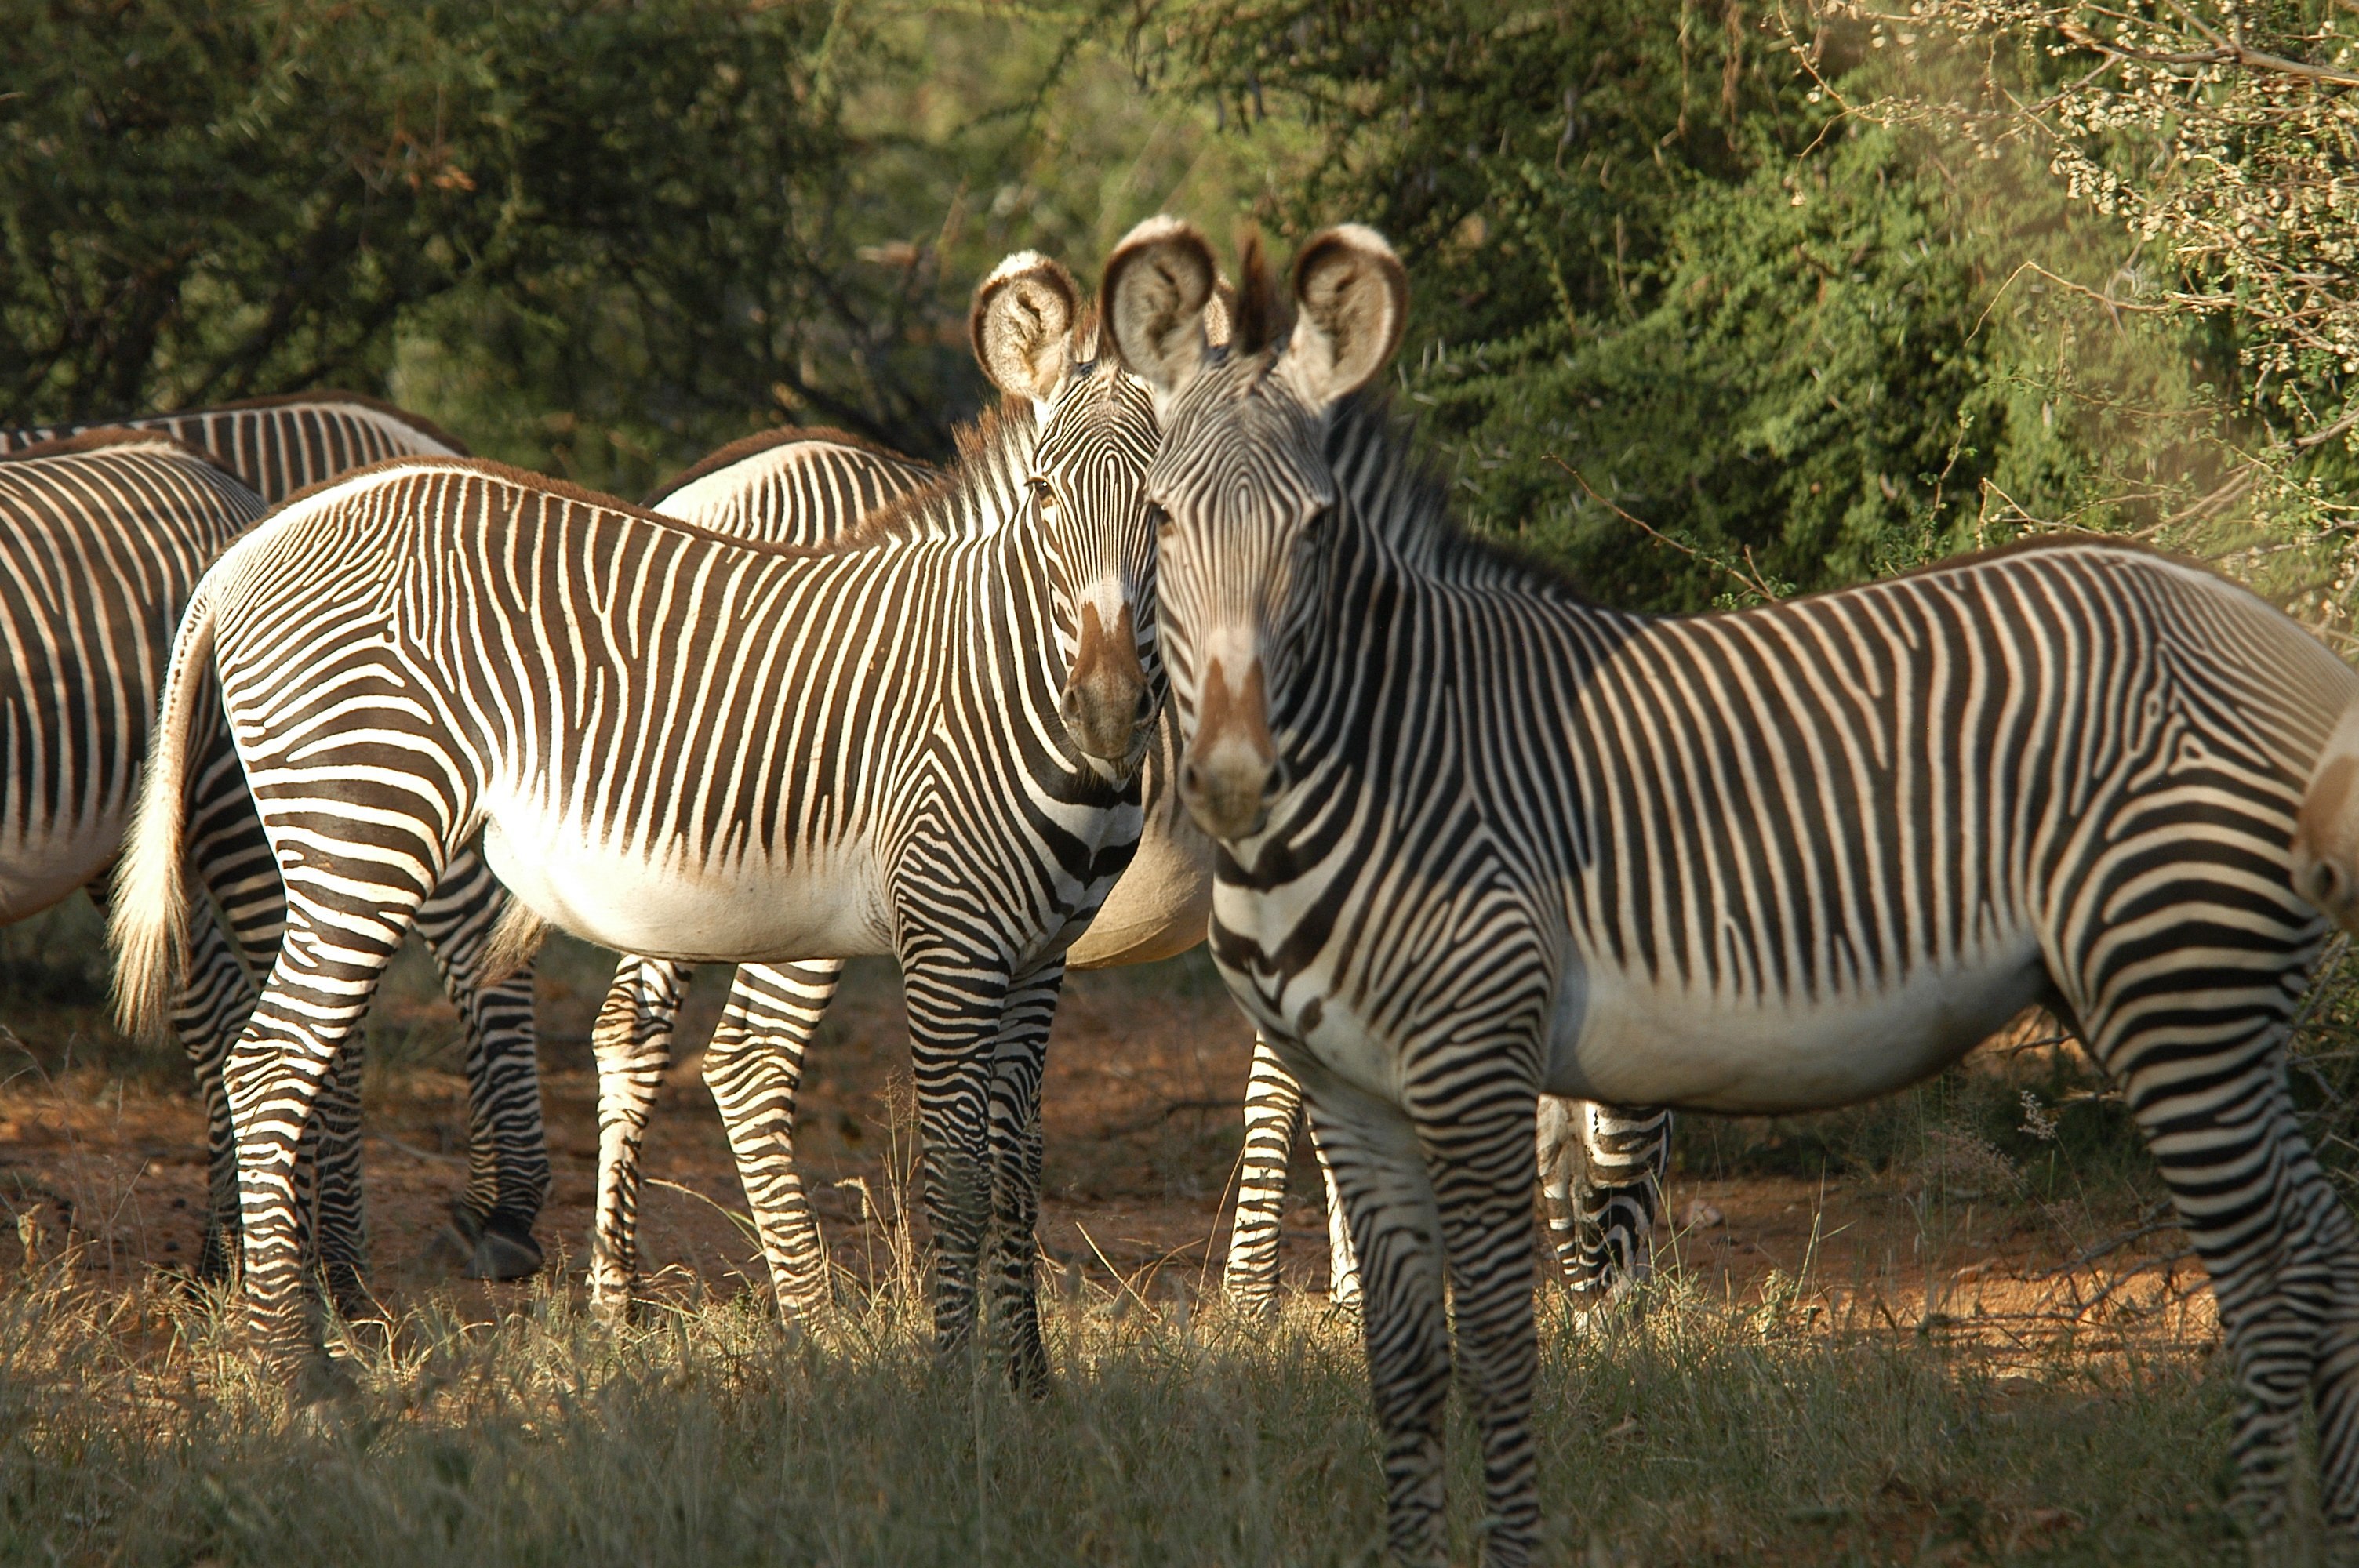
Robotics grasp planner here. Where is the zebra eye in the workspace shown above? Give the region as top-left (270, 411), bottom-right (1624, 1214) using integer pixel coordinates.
top-left (1147, 501), bottom-right (1174, 538)
top-left (1030, 480), bottom-right (1060, 515)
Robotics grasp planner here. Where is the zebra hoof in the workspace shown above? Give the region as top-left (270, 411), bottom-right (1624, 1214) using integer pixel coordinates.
top-left (293, 1351), bottom-right (362, 1408)
top-left (463, 1215), bottom-right (543, 1281)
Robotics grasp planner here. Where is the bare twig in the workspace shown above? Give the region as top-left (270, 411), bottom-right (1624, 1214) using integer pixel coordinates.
top-left (1548, 455), bottom-right (1783, 602)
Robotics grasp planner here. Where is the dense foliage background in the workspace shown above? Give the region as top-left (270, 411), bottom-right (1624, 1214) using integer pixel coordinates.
top-left (5, 1), bottom-right (2354, 615)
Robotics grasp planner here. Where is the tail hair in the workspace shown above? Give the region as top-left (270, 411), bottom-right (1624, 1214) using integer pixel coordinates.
top-left (111, 583), bottom-right (217, 1040)
top-left (2294, 700), bottom-right (2359, 933)
top-left (478, 894), bottom-right (549, 989)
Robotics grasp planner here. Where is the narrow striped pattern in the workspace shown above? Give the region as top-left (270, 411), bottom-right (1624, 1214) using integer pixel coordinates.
top-left (2, 392), bottom-right (466, 503)
top-left (1140, 241), bottom-right (2359, 1561)
top-left (114, 364), bottom-right (1162, 1384)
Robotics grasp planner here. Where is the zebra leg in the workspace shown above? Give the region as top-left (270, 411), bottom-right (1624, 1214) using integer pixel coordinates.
top-left (587, 956), bottom-right (689, 1318)
top-left (1223, 1033), bottom-right (1304, 1320)
top-left (308, 1032), bottom-right (374, 1323)
top-left (1313, 1132), bottom-right (1365, 1311)
top-left (1422, 1079), bottom-right (1545, 1568)
top-left (1297, 1062), bottom-right (1454, 1568)
top-left (413, 857), bottom-right (549, 1281)
top-left (225, 898), bottom-right (427, 1375)
top-left (983, 960), bottom-right (1064, 1395)
top-left (898, 942), bottom-right (1009, 1367)
top-left (1561, 1100), bottom-right (1670, 1315)
top-left (1535, 1097), bottom-right (1580, 1284)
top-left (2086, 949), bottom-right (2359, 1536)
top-left (702, 960), bottom-right (843, 1318)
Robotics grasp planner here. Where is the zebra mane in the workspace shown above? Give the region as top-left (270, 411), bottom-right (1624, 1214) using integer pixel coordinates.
top-left (645, 423), bottom-right (922, 507)
top-left (1321, 391), bottom-right (1594, 600)
top-left (0, 424), bottom-right (245, 483)
top-left (819, 395), bottom-right (1041, 552)
top-left (191, 390), bottom-right (471, 455)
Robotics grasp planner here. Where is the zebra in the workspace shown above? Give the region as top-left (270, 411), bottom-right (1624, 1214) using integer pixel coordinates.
top-left (109, 252), bottom-right (1165, 1385)
top-left (1223, 1040), bottom-right (1669, 1318)
top-left (2, 395), bottom-right (550, 1288)
top-left (569, 265), bottom-right (1201, 1319)
top-left (1105, 215), bottom-right (2359, 1563)
top-left (577, 405), bottom-right (1671, 1324)
top-left (2, 390), bottom-right (469, 501)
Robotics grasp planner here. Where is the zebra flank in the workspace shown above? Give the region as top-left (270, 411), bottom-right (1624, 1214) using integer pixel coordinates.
top-left (1114, 215), bottom-right (2359, 1564)
top-left (5, 397), bottom-right (552, 1291)
top-left (2, 390), bottom-right (466, 504)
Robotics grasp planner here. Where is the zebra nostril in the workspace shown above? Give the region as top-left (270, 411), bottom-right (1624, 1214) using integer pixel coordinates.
top-left (1180, 760), bottom-right (1204, 798)
top-left (1133, 687), bottom-right (1156, 725)
top-left (1262, 762), bottom-right (1289, 804)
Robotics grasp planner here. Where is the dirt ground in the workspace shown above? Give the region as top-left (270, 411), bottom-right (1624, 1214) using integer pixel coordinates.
top-left (0, 923), bottom-right (2213, 1366)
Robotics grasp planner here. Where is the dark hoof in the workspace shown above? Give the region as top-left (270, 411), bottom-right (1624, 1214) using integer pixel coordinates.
top-left (463, 1214), bottom-right (543, 1281)
top-left (446, 1199), bottom-right (485, 1246)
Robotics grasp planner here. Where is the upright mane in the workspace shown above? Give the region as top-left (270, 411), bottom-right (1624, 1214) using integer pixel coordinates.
top-left (812, 394), bottom-right (1041, 552)
top-left (1318, 387), bottom-right (1593, 602)
top-left (644, 423), bottom-right (925, 507)
top-left (0, 425), bottom-right (246, 484)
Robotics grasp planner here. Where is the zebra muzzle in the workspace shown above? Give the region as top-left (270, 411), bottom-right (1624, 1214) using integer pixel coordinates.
top-left (1180, 655), bottom-right (1283, 839)
top-left (1061, 600), bottom-right (1155, 770)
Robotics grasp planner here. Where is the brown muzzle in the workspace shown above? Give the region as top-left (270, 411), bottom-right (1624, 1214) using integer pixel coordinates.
top-left (1061, 600), bottom-right (1155, 767)
top-left (1180, 655), bottom-right (1282, 839)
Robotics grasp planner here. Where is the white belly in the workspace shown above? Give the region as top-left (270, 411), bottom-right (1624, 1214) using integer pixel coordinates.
top-left (0, 815), bottom-right (121, 924)
top-left (480, 807), bottom-right (886, 964)
top-left (1547, 938), bottom-right (2052, 1113)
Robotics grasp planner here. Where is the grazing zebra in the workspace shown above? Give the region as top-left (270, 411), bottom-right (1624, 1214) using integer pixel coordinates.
top-left (1223, 1040), bottom-right (1669, 1316)
top-left (3, 396), bottom-right (549, 1288)
top-left (111, 253), bottom-right (1165, 1383)
top-left (2, 390), bottom-right (467, 503)
top-left (1107, 216), bottom-right (2359, 1563)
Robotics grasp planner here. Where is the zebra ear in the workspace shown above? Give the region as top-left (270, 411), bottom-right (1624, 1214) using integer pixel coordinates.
top-left (971, 251), bottom-right (1081, 411)
top-left (1103, 216), bottom-right (1218, 412)
top-left (1276, 224), bottom-right (1408, 412)
top-left (1204, 277), bottom-right (1238, 350)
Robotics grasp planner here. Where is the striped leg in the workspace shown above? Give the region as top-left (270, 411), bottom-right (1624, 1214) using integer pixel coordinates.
top-left (1421, 1077), bottom-right (1544, 1568)
top-left (702, 960), bottom-right (845, 1316)
top-left (1317, 1135), bottom-right (1365, 1311)
top-left (226, 864), bottom-right (438, 1370)
top-left (587, 957), bottom-right (690, 1315)
top-left (1223, 1034), bottom-right (1304, 1319)
top-left (1559, 1101), bottom-right (1668, 1314)
top-left (1223, 1036), bottom-right (1369, 1312)
top-left (415, 861), bottom-right (549, 1280)
top-left (899, 938), bottom-right (1009, 1367)
top-left (1299, 1061), bottom-right (1454, 1568)
top-left (2073, 904), bottom-right (2359, 1534)
top-left (983, 961), bottom-right (1063, 1393)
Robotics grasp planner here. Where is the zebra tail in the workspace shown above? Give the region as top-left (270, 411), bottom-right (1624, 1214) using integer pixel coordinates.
top-left (478, 895), bottom-right (550, 989)
top-left (110, 582), bottom-right (216, 1042)
top-left (2295, 699), bottom-right (2359, 933)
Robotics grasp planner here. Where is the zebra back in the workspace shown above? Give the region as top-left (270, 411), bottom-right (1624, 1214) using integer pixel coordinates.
top-left (1, 391), bottom-right (465, 505)
top-left (649, 427), bottom-right (939, 543)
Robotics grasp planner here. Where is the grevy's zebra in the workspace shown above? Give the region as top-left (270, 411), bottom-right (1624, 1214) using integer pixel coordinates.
top-left (572, 267), bottom-right (1200, 1317)
top-left (112, 254), bottom-right (1164, 1384)
top-left (1109, 216), bottom-right (2359, 1563)
top-left (3, 396), bottom-right (549, 1287)
top-left (584, 345), bottom-right (1670, 1323)
top-left (2, 391), bottom-right (467, 502)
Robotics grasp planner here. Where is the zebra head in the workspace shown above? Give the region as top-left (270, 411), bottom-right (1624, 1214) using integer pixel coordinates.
top-left (1103, 216), bottom-right (1407, 840)
top-left (974, 250), bottom-right (1165, 777)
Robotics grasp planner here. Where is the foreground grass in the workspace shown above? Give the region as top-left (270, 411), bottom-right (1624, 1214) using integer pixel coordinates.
top-left (0, 1253), bottom-right (2247, 1568)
